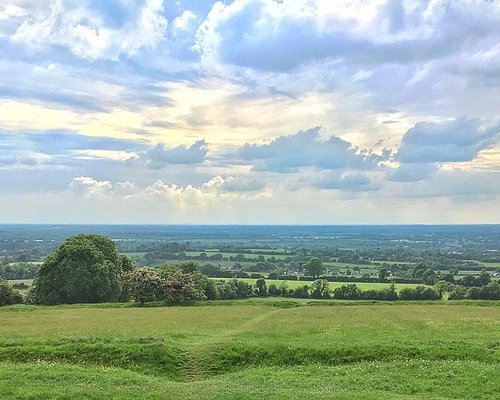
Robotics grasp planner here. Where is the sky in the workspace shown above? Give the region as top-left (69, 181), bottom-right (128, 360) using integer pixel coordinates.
top-left (0, 0), bottom-right (499, 224)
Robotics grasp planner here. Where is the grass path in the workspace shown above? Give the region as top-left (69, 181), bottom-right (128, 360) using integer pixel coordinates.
top-left (181, 308), bottom-right (282, 380)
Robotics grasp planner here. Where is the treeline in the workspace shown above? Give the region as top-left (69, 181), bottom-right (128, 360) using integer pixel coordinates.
top-left (2, 234), bottom-right (499, 307)
top-left (0, 263), bottom-right (39, 279)
top-left (120, 270), bottom-right (500, 303)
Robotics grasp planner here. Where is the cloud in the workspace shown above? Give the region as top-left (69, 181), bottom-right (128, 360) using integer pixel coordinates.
top-left (172, 10), bottom-right (197, 34)
top-left (389, 170), bottom-right (500, 201)
top-left (314, 172), bottom-right (375, 191)
top-left (239, 127), bottom-right (380, 172)
top-left (128, 139), bottom-right (208, 168)
top-left (12, 0), bottom-right (167, 60)
top-left (69, 176), bottom-right (112, 198)
top-left (66, 174), bottom-right (263, 206)
top-left (0, 129), bottom-right (149, 156)
top-left (387, 162), bottom-right (436, 182)
top-left (219, 176), bottom-right (265, 192)
top-left (196, 0), bottom-right (500, 72)
top-left (397, 118), bottom-right (499, 163)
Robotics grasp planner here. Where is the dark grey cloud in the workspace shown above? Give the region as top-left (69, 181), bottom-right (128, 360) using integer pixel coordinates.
top-left (397, 118), bottom-right (499, 163)
top-left (239, 127), bottom-right (379, 172)
top-left (128, 139), bottom-right (208, 168)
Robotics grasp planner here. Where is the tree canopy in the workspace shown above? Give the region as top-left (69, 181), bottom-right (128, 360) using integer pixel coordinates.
top-left (303, 257), bottom-right (325, 279)
top-left (34, 234), bottom-right (133, 305)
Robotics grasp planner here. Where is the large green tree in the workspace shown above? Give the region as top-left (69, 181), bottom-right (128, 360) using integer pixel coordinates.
top-left (35, 234), bottom-right (133, 305)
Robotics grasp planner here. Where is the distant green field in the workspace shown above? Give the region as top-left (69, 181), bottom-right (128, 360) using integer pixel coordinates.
top-left (5, 279), bottom-right (33, 295)
top-left (185, 251), bottom-right (289, 260)
top-left (0, 301), bottom-right (498, 399)
top-left (5, 279), bottom-right (33, 286)
top-left (211, 277), bottom-right (426, 291)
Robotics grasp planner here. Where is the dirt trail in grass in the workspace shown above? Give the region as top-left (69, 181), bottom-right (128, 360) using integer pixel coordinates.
top-left (181, 308), bottom-right (283, 381)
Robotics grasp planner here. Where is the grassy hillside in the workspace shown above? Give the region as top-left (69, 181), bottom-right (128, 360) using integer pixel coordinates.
top-left (0, 301), bottom-right (498, 399)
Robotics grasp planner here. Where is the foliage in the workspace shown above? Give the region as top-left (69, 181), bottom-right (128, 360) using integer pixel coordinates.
top-left (255, 278), bottom-right (267, 297)
top-left (121, 268), bottom-right (164, 304)
top-left (310, 279), bottom-right (329, 299)
top-left (0, 280), bottom-right (23, 306)
top-left (158, 264), bottom-right (180, 278)
top-left (34, 234), bottom-right (132, 305)
top-left (303, 257), bottom-right (325, 279)
top-left (332, 284), bottom-right (361, 300)
top-left (163, 272), bottom-right (205, 303)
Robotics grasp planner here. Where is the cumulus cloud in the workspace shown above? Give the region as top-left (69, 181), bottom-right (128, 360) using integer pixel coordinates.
top-left (65, 175), bottom-right (264, 207)
top-left (128, 139), bottom-right (208, 168)
top-left (239, 127), bottom-right (380, 172)
top-left (397, 118), bottom-right (499, 163)
top-left (69, 176), bottom-right (112, 198)
top-left (172, 10), bottom-right (197, 34)
top-left (12, 0), bottom-right (167, 60)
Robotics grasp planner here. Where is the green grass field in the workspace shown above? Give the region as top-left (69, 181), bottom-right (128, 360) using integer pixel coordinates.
top-left (212, 277), bottom-right (426, 290)
top-left (185, 251), bottom-right (289, 260)
top-left (0, 300), bottom-right (499, 399)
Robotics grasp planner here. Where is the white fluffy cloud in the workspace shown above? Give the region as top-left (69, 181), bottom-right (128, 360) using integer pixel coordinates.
top-left (12, 0), bottom-right (167, 59)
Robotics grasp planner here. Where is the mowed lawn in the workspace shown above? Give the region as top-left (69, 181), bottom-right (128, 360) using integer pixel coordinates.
top-left (0, 302), bottom-right (499, 399)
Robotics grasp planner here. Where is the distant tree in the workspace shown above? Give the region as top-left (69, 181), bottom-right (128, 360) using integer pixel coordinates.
top-left (477, 270), bottom-right (491, 286)
top-left (304, 257), bottom-right (325, 279)
top-left (441, 273), bottom-right (455, 283)
top-left (34, 234), bottom-right (131, 305)
top-left (268, 272), bottom-right (278, 280)
top-left (310, 279), bottom-right (330, 299)
top-left (179, 262), bottom-right (198, 274)
top-left (158, 263), bottom-right (180, 278)
top-left (255, 278), bottom-right (268, 297)
top-left (378, 268), bottom-right (389, 282)
top-left (460, 275), bottom-right (478, 287)
top-left (292, 285), bottom-right (310, 298)
top-left (198, 264), bottom-right (221, 276)
top-left (332, 284), bottom-right (361, 300)
top-left (268, 283), bottom-right (280, 296)
top-left (422, 270), bottom-right (437, 285)
top-left (234, 279), bottom-right (253, 298)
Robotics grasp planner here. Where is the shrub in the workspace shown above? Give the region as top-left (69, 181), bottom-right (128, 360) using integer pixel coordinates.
top-left (0, 280), bottom-right (23, 306)
top-left (332, 284), bottom-right (361, 300)
top-left (163, 272), bottom-right (205, 304)
top-left (121, 268), bottom-right (164, 304)
top-left (310, 280), bottom-right (330, 299)
top-left (268, 283), bottom-right (280, 296)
